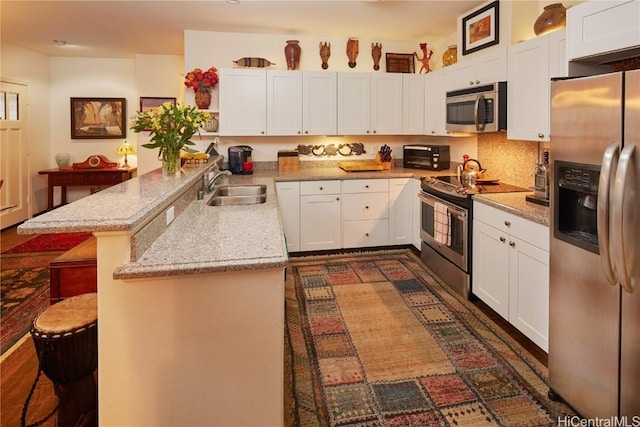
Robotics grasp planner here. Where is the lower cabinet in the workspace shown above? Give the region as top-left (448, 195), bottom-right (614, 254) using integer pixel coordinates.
top-left (300, 180), bottom-right (342, 251)
top-left (388, 178), bottom-right (413, 246)
top-left (275, 181), bottom-right (300, 252)
top-left (472, 201), bottom-right (549, 352)
top-left (342, 179), bottom-right (389, 248)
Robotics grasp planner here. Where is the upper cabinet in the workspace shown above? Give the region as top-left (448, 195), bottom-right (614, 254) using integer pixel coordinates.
top-left (567, 0), bottom-right (640, 60)
top-left (507, 29), bottom-right (567, 142)
top-left (337, 72), bottom-right (403, 135)
top-left (402, 74), bottom-right (425, 135)
top-left (219, 68), bottom-right (267, 136)
top-left (266, 70), bottom-right (303, 136)
top-left (303, 72), bottom-right (337, 135)
top-left (424, 68), bottom-right (451, 137)
top-left (449, 46), bottom-right (507, 90)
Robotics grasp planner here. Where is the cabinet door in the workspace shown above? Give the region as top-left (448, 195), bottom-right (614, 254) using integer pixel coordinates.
top-left (412, 178), bottom-right (422, 250)
top-left (343, 219), bottom-right (389, 248)
top-left (388, 178), bottom-right (413, 245)
top-left (275, 181), bottom-right (300, 252)
top-left (567, 0), bottom-right (640, 61)
top-left (472, 219), bottom-right (510, 320)
top-left (449, 61), bottom-right (477, 90)
top-left (402, 74), bottom-right (425, 135)
top-left (300, 194), bottom-right (341, 251)
top-left (303, 72), bottom-right (337, 135)
top-left (342, 193), bottom-right (388, 221)
top-left (371, 73), bottom-right (403, 135)
top-left (475, 47), bottom-right (507, 85)
top-left (425, 69), bottom-right (451, 136)
top-left (267, 70), bottom-right (302, 135)
top-left (219, 68), bottom-right (266, 136)
top-left (508, 236), bottom-right (549, 352)
top-left (338, 72), bottom-right (371, 135)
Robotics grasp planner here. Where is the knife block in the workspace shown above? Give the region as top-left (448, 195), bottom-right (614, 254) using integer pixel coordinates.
top-left (278, 150), bottom-right (300, 172)
top-left (375, 153), bottom-right (393, 169)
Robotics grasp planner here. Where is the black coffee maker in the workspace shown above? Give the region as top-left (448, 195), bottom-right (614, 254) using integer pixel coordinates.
top-left (228, 145), bottom-right (253, 174)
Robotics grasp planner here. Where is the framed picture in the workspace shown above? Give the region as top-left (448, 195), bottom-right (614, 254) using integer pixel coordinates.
top-left (139, 97), bottom-right (176, 131)
top-left (385, 53), bottom-right (415, 73)
top-left (70, 97), bottom-right (126, 139)
top-left (462, 1), bottom-right (500, 56)
top-left (139, 96), bottom-right (176, 112)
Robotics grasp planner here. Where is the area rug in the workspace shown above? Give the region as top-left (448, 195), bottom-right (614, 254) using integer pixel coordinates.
top-left (1, 232), bottom-right (92, 254)
top-left (0, 253), bottom-right (57, 354)
top-left (285, 250), bottom-right (575, 426)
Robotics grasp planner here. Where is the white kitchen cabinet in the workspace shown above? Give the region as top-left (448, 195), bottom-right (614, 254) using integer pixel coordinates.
top-left (219, 68), bottom-right (267, 136)
top-left (303, 71), bottom-right (337, 135)
top-left (567, 0), bottom-right (640, 61)
top-left (507, 29), bottom-right (567, 142)
top-left (388, 178), bottom-right (413, 246)
top-left (342, 179), bottom-right (389, 248)
top-left (412, 178), bottom-right (422, 250)
top-left (473, 201), bottom-right (549, 351)
top-left (300, 180), bottom-right (342, 251)
top-left (275, 181), bottom-right (300, 252)
top-left (424, 68), bottom-right (451, 136)
top-left (402, 74), bottom-right (425, 134)
top-left (266, 70), bottom-right (302, 136)
top-left (449, 47), bottom-right (507, 90)
top-left (337, 72), bottom-right (402, 135)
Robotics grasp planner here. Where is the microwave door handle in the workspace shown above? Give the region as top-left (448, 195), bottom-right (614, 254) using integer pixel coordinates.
top-left (611, 143), bottom-right (637, 294)
top-left (474, 95), bottom-right (486, 131)
top-left (597, 141), bottom-right (620, 287)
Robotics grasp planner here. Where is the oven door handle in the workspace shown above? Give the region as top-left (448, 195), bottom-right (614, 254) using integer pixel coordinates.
top-left (419, 192), bottom-right (467, 219)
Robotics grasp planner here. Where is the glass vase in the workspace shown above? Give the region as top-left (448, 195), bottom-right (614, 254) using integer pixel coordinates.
top-left (162, 149), bottom-right (182, 176)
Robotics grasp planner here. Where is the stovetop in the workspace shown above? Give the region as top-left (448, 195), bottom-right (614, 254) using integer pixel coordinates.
top-left (421, 175), bottom-right (530, 200)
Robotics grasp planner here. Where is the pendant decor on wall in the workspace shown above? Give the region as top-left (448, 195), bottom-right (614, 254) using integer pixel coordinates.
top-left (371, 43), bottom-right (382, 71)
top-left (319, 42), bottom-right (331, 70)
top-left (297, 143), bottom-right (366, 156)
top-left (233, 57), bottom-right (275, 68)
top-left (414, 43), bottom-right (433, 73)
top-left (346, 38), bottom-right (359, 68)
top-left (284, 40), bottom-right (301, 70)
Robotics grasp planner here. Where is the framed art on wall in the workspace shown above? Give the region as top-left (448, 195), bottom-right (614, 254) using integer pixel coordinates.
top-left (462, 1), bottom-right (499, 56)
top-left (139, 96), bottom-right (176, 112)
top-left (385, 53), bottom-right (415, 73)
top-left (70, 97), bottom-right (126, 139)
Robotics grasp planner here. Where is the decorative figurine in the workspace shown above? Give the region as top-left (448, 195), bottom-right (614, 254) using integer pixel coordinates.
top-left (414, 43), bottom-right (433, 74)
top-left (346, 38), bottom-right (359, 68)
top-left (371, 43), bottom-right (382, 71)
top-left (319, 42), bottom-right (331, 70)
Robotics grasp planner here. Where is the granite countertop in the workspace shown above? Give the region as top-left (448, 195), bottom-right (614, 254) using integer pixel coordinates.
top-left (473, 192), bottom-right (550, 226)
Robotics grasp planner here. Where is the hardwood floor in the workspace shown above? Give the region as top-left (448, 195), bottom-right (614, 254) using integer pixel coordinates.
top-left (1, 228), bottom-right (547, 426)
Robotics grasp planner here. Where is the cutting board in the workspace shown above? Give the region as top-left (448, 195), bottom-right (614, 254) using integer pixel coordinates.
top-left (339, 161), bottom-right (386, 172)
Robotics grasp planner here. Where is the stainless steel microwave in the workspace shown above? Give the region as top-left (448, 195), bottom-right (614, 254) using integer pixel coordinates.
top-left (445, 82), bottom-right (507, 133)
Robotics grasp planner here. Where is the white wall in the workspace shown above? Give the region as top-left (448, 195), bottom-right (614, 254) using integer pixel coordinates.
top-left (1, 40), bottom-right (52, 214)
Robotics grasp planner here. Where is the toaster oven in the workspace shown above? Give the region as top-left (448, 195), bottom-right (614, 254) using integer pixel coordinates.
top-left (403, 145), bottom-right (450, 171)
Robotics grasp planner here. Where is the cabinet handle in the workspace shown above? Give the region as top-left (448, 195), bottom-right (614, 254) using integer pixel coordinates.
top-left (305, 130), bottom-right (309, 134)
top-left (319, 186), bottom-right (323, 191)
top-left (365, 206), bottom-right (369, 209)
top-left (336, 197), bottom-right (340, 201)
top-left (469, 81), bottom-right (474, 85)
top-left (365, 233), bottom-right (370, 237)
top-left (373, 130), bottom-right (377, 134)
top-left (365, 185), bottom-right (369, 188)
top-left (366, 130), bottom-right (370, 134)
top-left (298, 131), bottom-right (302, 134)
top-left (538, 133), bottom-right (544, 139)
top-left (504, 220), bottom-right (511, 227)
top-left (509, 241), bottom-right (516, 247)
top-left (261, 131), bottom-right (265, 134)
top-left (475, 80), bottom-right (480, 84)
top-left (500, 236), bottom-right (506, 243)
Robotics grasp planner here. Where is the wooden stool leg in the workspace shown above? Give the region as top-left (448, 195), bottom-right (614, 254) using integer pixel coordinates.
top-left (54, 375), bottom-right (97, 427)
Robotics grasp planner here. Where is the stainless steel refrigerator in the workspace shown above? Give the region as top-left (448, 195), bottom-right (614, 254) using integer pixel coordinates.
top-left (549, 70), bottom-right (640, 417)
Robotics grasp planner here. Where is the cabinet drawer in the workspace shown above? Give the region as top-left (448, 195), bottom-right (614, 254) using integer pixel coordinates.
top-left (474, 202), bottom-right (549, 251)
top-left (300, 180), bottom-right (341, 195)
top-left (343, 219), bottom-right (389, 248)
top-left (342, 193), bottom-right (389, 220)
top-left (342, 179), bottom-right (389, 194)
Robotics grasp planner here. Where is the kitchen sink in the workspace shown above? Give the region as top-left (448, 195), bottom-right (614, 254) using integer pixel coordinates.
top-left (206, 185), bottom-right (267, 206)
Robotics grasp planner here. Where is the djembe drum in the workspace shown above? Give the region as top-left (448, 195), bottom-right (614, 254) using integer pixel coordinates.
top-left (30, 293), bottom-right (98, 427)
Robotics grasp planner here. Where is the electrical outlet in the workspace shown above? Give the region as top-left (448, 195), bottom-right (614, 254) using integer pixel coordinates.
top-left (166, 206), bottom-right (175, 225)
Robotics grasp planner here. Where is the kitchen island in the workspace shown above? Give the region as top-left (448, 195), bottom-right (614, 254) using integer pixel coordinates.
top-left (19, 159), bottom-right (289, 426)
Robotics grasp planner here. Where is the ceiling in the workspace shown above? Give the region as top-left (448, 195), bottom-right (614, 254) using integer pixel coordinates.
top-left (1, 1), bottom-right (485, 59)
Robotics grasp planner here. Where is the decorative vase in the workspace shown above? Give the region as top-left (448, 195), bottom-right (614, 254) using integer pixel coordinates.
top-left (162, 149), bottom-right (182, 176)
top-left (284, 40), bottom-right (301, 70)
top-left (55, 153), bottom-right (70, 169)
top-left (194, 91), bottom-right (212, 109)
top-left (534, 3), bottom-right (566, 36)
top-left (442, 45), bottom-right (458, 67)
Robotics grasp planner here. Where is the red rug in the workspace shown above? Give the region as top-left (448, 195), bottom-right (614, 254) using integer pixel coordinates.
top-left (1, 232), bottom-right (93, 254)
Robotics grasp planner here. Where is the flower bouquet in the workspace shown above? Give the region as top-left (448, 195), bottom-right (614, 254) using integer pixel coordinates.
top-left (184, 66), bottom-right (219, 109)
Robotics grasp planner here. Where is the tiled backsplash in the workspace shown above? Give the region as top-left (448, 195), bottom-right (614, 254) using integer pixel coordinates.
top-left (476, 133), bottom-right (540, 189)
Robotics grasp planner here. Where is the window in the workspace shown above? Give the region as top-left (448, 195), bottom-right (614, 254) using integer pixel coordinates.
top-left (0, 91), bottom-right (19, 121)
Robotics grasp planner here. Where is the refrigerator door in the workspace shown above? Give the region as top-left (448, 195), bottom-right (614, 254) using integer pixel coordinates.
top-left (620, 69), bottom-right (640, 417)
top-left (549, 73), bottom-right (622, 418)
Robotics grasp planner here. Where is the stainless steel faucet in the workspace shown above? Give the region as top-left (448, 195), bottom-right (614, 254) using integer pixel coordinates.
top-left (202, 168), bottom-right (232, 194)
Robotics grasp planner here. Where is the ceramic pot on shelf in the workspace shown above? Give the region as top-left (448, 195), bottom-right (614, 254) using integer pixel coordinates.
top-left (194, 91), bottom-right (212, 109)
top-left (442, 45), bottom-right (458, 67)
top-left (284, 40), bottom-right (301, 70)
top-left (534, 3), bottom-right (566, 36)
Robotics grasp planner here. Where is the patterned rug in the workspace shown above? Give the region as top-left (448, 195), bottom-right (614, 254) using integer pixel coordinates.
top-left (1, 232), bottom-right (92, 254)
top-left (284, 250), bottom-right (575, 426)
top-left (1, 253), bottom-right (59, 354)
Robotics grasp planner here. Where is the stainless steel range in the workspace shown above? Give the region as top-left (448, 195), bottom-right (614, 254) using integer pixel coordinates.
top-left (419, 175), bottom-right (529, 299)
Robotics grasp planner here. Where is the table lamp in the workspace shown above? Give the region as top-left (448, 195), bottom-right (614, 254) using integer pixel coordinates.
top-left (116, 141), bottom-right (135, 169)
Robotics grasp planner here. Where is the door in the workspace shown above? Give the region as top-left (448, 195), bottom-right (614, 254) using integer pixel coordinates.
top-left (620, 69), bottom-right (640, 416)
top-left (1, 81), bottom-right (30, 229)
top-left (300, 194), bottom-right (341, 251)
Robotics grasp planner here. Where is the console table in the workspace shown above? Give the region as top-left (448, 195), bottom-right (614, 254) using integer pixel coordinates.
top-left (38, 168), bottom-right (137, 211)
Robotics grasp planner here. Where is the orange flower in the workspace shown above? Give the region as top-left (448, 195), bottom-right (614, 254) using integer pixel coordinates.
top-left (184, 66), bottom-right (218, 93)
